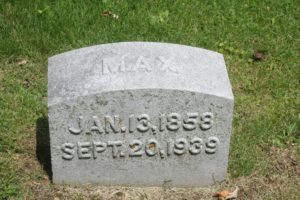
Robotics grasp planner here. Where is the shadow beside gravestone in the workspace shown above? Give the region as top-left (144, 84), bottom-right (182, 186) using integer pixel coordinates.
top-left (36, 117), bottom-right (52, 181)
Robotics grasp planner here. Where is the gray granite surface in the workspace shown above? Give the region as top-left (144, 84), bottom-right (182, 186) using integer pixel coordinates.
top-left (48, 42), bottom-right (234, 186)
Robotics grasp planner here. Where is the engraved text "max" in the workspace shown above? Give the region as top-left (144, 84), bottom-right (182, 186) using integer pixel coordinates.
top-left (101, 56), bottom-right (179, 75)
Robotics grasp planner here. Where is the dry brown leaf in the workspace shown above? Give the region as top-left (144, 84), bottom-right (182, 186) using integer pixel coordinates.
top-left (213, 190), bottom-right (229, 200)
top-left (101, 11), bottom-right (119, 19)
top-left (17, 59), bottom-right (27, 66)
top-left (253, 50), bottom-right (266, 61)
top-left (213, 187), bottom-right (239, 200)
top-left (101, 11), bottom-right (111, 16)
top-left (226, 186), bottom-right (239, 199)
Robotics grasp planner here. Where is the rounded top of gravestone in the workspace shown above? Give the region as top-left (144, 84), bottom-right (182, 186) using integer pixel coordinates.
top-left (48, 42), bottom-right (233, 106)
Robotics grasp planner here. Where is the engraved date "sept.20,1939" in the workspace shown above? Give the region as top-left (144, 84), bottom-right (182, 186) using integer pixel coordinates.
top-left (61, 137), bottom-right (220, 160)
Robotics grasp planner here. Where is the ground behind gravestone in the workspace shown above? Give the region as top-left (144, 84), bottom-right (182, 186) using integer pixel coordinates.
top-left (0, 0), bottom-right (299, 199)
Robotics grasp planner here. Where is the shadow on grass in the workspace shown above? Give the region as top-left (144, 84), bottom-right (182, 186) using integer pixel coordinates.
top-left (36, 117), bottom-right (52, 181)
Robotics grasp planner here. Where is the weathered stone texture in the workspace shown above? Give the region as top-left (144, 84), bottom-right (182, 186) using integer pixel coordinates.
top-left (48, 42), bottom-right (234, 186)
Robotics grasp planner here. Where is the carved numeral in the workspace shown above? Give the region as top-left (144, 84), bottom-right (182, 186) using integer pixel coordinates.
top-left (174, 138), bottom-right (188, 155)
top-left (200, 112), bottom-right (214, 130)
top-left (145, 139), bottom-right (159, 156)
top-left (205, 136), bottom-right (219, 154)
top-left (189, 137), bottom-right (203, 155)
top-left (136, 114), bottom-right (151, 132)
top-left (183, 112), bottom-right (198, 130)
top-left (129, 140), bottom-right (143, 157)
top-left (166, 113), bottom-right (181, 131)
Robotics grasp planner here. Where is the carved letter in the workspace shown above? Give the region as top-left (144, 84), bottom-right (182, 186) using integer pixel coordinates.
top-left (91, 116), bottom-right (104, 134)
top-left (69, 116), bottom-right (83, 135)
top-left (158, 56), bottom-right (177, 73)
top-left (93, 141), bottom-right (107, 158)
top-left (107, 141), bottom-right (123, 158)
top-left (119, 55), bottom-right (127, 72)
top-left (77, 142), bottom-right (92, 159)
top-left (61, 143), bottom-right (75, 160)
top-left (102, 58), bottom-right (113, 74)
top-left (136, 56), bottom-right (151, 72)
top-left (105, 115), bottom-right (120, 133)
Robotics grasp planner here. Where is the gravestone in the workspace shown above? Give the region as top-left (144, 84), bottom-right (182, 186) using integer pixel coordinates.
top-left (48, 42), bottom-right (234, 186)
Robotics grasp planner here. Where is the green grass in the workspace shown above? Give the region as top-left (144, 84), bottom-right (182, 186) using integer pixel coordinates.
top-left (0, 0), bottom-right (299, 199)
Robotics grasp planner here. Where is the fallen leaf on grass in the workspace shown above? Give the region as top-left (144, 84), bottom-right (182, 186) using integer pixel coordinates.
top-left (213, 190), bottom-right (229, 200)
top-left (101, 11), bottom-right (110, 16)
top-left (17, 59), bottom-right (27, 66)
top-left (213, 186), bottom-right (239, 200)
top-left (101, 11), bottom-right (119, 19)
top-left (253, 50), bottom-right (266, 61)
top-left (226, 187), bottom-right (239, 199)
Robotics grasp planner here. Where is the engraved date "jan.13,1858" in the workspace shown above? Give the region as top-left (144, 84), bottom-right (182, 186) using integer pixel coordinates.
top-left (68, 112), bottom-right (214, 135)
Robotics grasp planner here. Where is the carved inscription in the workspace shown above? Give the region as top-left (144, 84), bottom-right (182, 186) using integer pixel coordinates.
top-left (63, 112), bottom-right (219, 160)
top-left (69, 112), bottom-right (214, 135)
top-left (61, 137), bottom-right (220, 160)
top-left (101, 55), bottom-right (179, 75)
